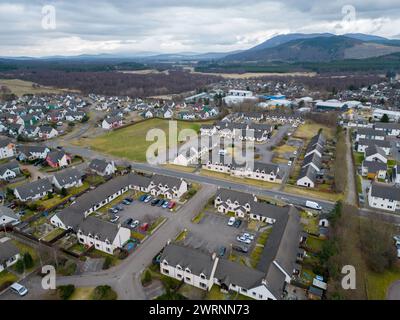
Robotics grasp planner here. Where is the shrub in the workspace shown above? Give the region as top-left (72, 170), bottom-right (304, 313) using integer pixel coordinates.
top-left (23, 252), bottom-right (34, 269)
top-left (91, 285), bottom-right (117, 300)
top-left (58, 285), bottom-right (75, 300)
top-left (142, 270), bottom-right (152, 286)
top-left (102, 256), bottom-right (113, 270)
top-left (15, 259), bottom-right (25, 273)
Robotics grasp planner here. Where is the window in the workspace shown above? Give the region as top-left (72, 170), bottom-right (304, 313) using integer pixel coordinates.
top-left (199, 282), bottom-right (207, 288)
top-left (162, 269), bottom-right (169, 274)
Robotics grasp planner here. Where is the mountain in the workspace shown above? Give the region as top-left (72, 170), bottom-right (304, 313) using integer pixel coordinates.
top-left (222, 34), bottom-right (400, 62)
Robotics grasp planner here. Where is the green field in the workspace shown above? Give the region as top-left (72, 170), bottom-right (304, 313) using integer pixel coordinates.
top-left (74, 119), bottom-right (212, 162)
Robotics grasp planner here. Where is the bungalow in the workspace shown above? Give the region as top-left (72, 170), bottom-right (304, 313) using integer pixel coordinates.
top-left (38, 125), bottom-right (59, 139)
top-left (52, 168), bottom-right (83, 190)
top-left (0, 238), bottom-right (20, 273)
top-left (355, 128), bottom-right (385, 142)
top-left (296, 166), bottom-right (317, 188)
top-left (14, 178), bottom-right (53, 202)
top-left (368, 182), bottom-right (400, 212)
top-left (364, 145), bottom-right (388, 164)
top-left (361, 160), bottom-right (387, 180)
top-left (46, 150), bottom-right (71, 168)
top-left (0, 137), bottom-right (16, 159)
top-left (88, 159), bottom-right (116, 176)
top-left (0, 206), bottom-right (19, 226)
top-left (0, 160), bottom-right (20, 181)
top-left (101, 117), bottom-right (123, 130)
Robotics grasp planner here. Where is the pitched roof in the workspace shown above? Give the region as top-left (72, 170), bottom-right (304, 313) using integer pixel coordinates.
top-left (53, 168), bottom-right (82, 187)
top-left (14, 178), bottom-right (52, 199)
top-left (362, 160), bottom-right (387, 173)
top-left (0, 160), bottom-right (19, 176)
top-left (370, 182), bottom-right (400, 201)
top-left (47, 150), bottom-right (68, 162)
top-left (365, 145), bottom-right (386, 158)
top-left (0, 238), bottom-right (19, 263)
top-left (215, 188), bottom-right (254, 205)
top-left (89, 159), bottom-right (111, 173)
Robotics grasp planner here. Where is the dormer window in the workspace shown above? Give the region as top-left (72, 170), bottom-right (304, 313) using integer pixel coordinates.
top-left (176, 265), bottom-right (182, 270)
top-left (200, 273), bottom-right (206, 279)
top-left (185, 267), bottom-right (191, 273)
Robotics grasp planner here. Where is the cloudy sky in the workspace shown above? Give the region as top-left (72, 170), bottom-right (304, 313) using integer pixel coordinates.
top-left (1, 0), bottom-right (400, 57)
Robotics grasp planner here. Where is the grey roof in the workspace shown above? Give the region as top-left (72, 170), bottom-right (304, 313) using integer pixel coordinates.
top-left (358, 138), bottom-right (391, 148)
top-left (214, 258), bottom-right (266, 289)
top-left (250, 201), bottom-right (290, 220)
top-left (252, 162), bottom-right (280, 174)
top-left (53, 168), bottom-right (82, 187)
top-left (160, 243), bottom-right (215, 278)
top-left (151, 174), bottom-right (183, 189)
top-left (374, 122), bottom-right (400, 130)
top-left (0, 206), bottom-right (18, 222)
top-left (0, 238), bottom-right (19, 263)
top-left (264, 263), bottom-right (286, 299)
top-left (365, 145), bottom-right (386, 158)
top-left (77, 216), bottom-right (120, 242)
top-left (257, 207), bottom-right (300, 276)
top-left (14, 178), bottom-right (52, 200)
top-left (215, 188), bottom-right (254, 205)
top-left (306, 142), bottom-right (324, 155)
top-left (0, 160), bottom-right (19, 176)
top-left (370, 182), bottom-right (400, 201)
top-left (47, 150), bottom-right (68, 163)
top-left (309, 132), bottom-right (326, 147)
top-left (357, 128), bottom-right (385, 137)
top-left (298, 166), bottom-right (317, 182)
top-left (302, 153), bottom-right (322, 169)
top-left (362, 160), bottom-right (387, 173)
top-left (0, 137), bottom-right (13, 148)
top-left (39, 125), bottom-right (56, 133)
top-left (17, 145), bottom-right (49, 155)
top-left (89, 159), bottom-right (111, 173)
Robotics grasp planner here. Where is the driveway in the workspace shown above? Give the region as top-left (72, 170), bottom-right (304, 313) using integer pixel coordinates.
top-left (387, 280), bottom-right (400, 300)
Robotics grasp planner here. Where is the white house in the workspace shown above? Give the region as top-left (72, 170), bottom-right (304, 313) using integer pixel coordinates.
top-left (0, 206), bottom-right (19, 226)
top-left (14, 178), bottom-right (53, 202)
top-left (372, 108), bottom-right (400, 122)
top-left (364, 145), bottom-right (388, 164)
top-left (357, 139), bottom-right (391, 155)
top-left (101, 117), bottom-right (123, 130)
top-left (368, 182), bottom-right (400, 212)
top-left (296, 166), bottom-right (317, 188)
top-left (89, 159), bottom-right (116, 176)
top-left (0, 138), bottom-right (16, 159)
top-left (52, 168), bottom-right (83, 190)
top-left (0, 238), bottom-right (20, 273)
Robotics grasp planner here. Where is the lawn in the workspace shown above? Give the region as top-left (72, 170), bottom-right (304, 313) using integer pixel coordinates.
top-left (200, 169), bottom-right (280, 190)
top-left (305, 236), bottom-right (324, 253)
top-left (69, 287), bottom-right (95, 300)
top-left (356, 175), bottom-right (363, 194)
top-left (73, 118), bottom-right (212, 162)
top-left (0, 270), bottom-right (18, 291)
top-left (366, 266), bottom-right (400, 300)
top-left (353, 152), bottom-right (365, 166)
top-left (162, 164), bottom-right (197, 173)
top-left (293, 121), bottom-right (335, 140)
top-left (0, 79), bottom-right (72, 96)
top-left (42, 228), bottom-right (65, 242)
top-left (175, 230), bottom-right (188, 242)
top-left (12, 241), bottom-right (39, 272)
top-left (283, 185), bottom-right (342, 202)
top-left (192, 212), bottom-right (205, 224)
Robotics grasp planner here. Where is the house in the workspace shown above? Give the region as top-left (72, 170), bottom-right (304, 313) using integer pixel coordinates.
top-left (148, 175), bottom-right (188, 199)
top-left (355, 128), bottom-right (385, 142)
top-left (297, 166), bottom-right (317, 188)
top-left (52, 168), bottom-right (83, 190)
top-left (143, 110), bottom-right (154, 118)
top-left (14, 178), bottom-right (53, 202)
top-left (22, 125), bottom-right (40, 138)
top-left (372, 108), bottom-right (400, 122)
top-left (231, 162), bottom-right (283, 184)
top-left (374, 122), bottom-right (400, 136)
top-left (46, 150), bottom-right (72, 168)
top-left (101, 117), bottom-right (123, 130)
top-left (65, 111), bottom-right (86, 122)
top-left (302, 153), bottom-right (322, 172)
top-left (361, 161), bottom-right (387, 180)
top-left (368, 182), bottom-right (400, 212)
top-left (364, 145), bottom-right (387, 164)
top-left (0, 137), bottom-right (16, 159)
top-left (89, 159), bottom-right (116, 176)
top-left (0, 206), bottom-right (19, 226)
top-left (356, 138), bottom-right (391, 155)
top-left (200, 124), bottom-right (217, 136)
top-left (0, 238), bottom-right (20, 273)
top-left (17, 145), bottom-right (50, 161)
top-left (0, 160), bottom-right (20, 181)
top-left (38, 125), bottom-right (59, 139)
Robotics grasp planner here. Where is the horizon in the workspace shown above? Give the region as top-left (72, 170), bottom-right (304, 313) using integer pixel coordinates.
top-left (1, 1), bottom-right (400, 57)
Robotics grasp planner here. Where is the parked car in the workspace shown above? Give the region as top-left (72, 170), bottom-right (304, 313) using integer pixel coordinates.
top-left (144, 195), bottom-right (152, 203)
top-left (237, 235), bottom-right (251, 244)
top-left (218, 246), bottom-right (226, 257)
top-left (167, 201), bottom-right (176, 209)
top-left (151, 198), bottom-right (160, 206)
top-left (393, 235), bottom-right (400, 243)
top-left (162, 201), bottom-right (170, 209)
top-left (233, 219), bottom-right (242, 228)
top-left (228, 217), bottom-right (236, 226)
top-left (242, 233), bottom-right (255, 241)
top-left (115, 204), bottom-right (124, 211)
top-left (109, 208), bottom-right (118, 214)
top-left (124, 197), bottom-right (133, 203)
top-left (122, 199), bottom-right (131, 205)
top-left (305, 200), bottom-right (322, 210)
top-left (110, 215), bottom-right (120, 223)
top-left (232, 245), bottom-right (248, 253)
top-left (130, 220), bottom-right (140, 228)
top-left (139, 194), bottom-right (147, 202)
top-left (157, 199), bottom-right (165, 207)
top-left (10, 283), bottom-right (28, 297)
top-left (288, 160), bottom-right (292, 166)
top-left (124, 218), bottom-right (133, 226)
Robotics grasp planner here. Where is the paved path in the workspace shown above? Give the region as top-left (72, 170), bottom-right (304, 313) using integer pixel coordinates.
top-left (345, 130), bottom-right (357, 206)
top-left (55, 184), bottom-right (217, 300)
top-left (387, 280), bottom-right (400, 300)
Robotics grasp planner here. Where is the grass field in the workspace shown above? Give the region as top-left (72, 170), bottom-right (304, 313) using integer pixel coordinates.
top-left (73, 119), bottom-right (212, 162)
top-left (0, 79), bottom-right (74, 96)
top-left (293, 121), bottom-right (335, 140)
top-left (283, 184), bottom-right (342, 202)
top-left (162, 164), bottom-right (197, 173)
top-left (366, 266), bottom-right (400, 300)
top-left (69, 287), bottom-right (95, 300)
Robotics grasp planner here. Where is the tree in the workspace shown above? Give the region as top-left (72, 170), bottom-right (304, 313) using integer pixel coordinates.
top-left (102, 256), bottom-right (113, 270)
top-left (142, 269), bottom-right (152, 285)
top-left (381, 114), bottom-right (389, 123)
top-left (81, 114), bottom-right (89, 123)
top-left (23, 252), bottom-right (34, 269)
top-left (91, 285), bottom-right (117, 300)
top-left (60, 187), bottom-right (68, 197)
top-left (58, 285), bottom-right (75, 300)
top-left (15, 260), bottom-right (24, 274)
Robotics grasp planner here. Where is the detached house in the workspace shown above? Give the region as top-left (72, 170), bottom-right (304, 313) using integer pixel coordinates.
top-left (46, 150), bottom-right (72, 168)
top-left (0, 160), bottom-right (20, 181)
top-left (89, 159), bottom-right (116, 176)
top-left (0, 137), bottom-right (16, 159)
top-left (364, 145), bottom-right (387, 164)
top-left (38, 126), bottom-right (59, 139)
top-left (368, 182), bottom-right (400, 212)
top-left (17, 145), bottom-right (50, 161)
top-left (361, 161), bottom-right (387, 180)
top-left (0, 206), bottom-right (20, 226)
top-left (0, 238), bottom-right (20, 273)
top-left (101, 117), bottom-right (123, 130)
top-left (14, 178), bottom-right (53, 202)
top-left (52, 168), bottom-right (83, 189)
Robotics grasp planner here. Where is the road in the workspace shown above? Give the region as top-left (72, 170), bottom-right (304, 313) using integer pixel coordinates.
top-left (387, 280), bottom-right (400, 300)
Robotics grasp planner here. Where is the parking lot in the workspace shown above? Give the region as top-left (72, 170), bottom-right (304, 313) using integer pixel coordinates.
top-left (181, 212), bottom-right (260, 258)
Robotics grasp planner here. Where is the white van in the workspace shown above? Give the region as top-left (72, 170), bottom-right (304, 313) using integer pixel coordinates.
top-left (10, 283), bottom-right (28, 296)
top-left (305, 200), bottom-right (322, 210)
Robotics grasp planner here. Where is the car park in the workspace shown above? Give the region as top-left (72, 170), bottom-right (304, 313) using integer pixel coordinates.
top-left (236, 235), bottom-right (251, 244)
top-left (124, 218), bottom-right (133, 226)
top-left (115, 204), bottom-right (124, 211)
top-left (157, 199), bottom-right (165, 207)
top-left (228, 217), bottom-right (236, 226)
top-left (242, 233), bottom-right (255, 241)
top-left (110, 215), bottom-right (120, 223)
top-left (151, 198), bottom-right (160, 206)
top-left (10, 283), bottom-right (28, 297)
top-left (139, 195), bottom-right (147, 202)
top-left (232, 245), bottom-right (248, 253)
top-left (109, 208), bottom-right (118, 214)
top-left (144, 195), bottom-right (152, 203)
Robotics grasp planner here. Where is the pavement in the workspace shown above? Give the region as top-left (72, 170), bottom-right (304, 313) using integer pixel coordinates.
top-left (387, 280), bottom-right (400, 300)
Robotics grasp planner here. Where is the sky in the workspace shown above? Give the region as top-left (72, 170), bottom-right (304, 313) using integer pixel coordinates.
top-left (0, 0), bottom-right (400, 57)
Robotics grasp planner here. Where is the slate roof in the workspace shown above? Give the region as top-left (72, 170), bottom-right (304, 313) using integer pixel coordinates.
top-left (362, 160), bottom-right (387, 173)
top-left (298, 166), bottom-right (317, 183)
top-left (89, 159), bottom-right (111, 173)
top-left (47, 150), bottom-right (68, 163)
top-left (0, 238), bottom-right (19, 263)
top-left (14, 178), bottom-right (52, 200)
top-left (370, 182), bottom-right (400, 201)
top-left (77, 216), bottom-right (120, 242)
top-left (365, 145), bottom-right (386, 158)
top-left (0, 137), bottom-right (13, 148)
top-left (53, 168), bottom-right (82, 187)
top-left (358, 138), bottom-right (391, 148)
top-left (0, 160), bottom-right (19, 176)
top-left (215, 188), bottom-right (255, 205)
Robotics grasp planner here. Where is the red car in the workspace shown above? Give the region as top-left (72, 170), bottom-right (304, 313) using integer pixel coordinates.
top-left (167, 201), bottom-right (176, 209)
